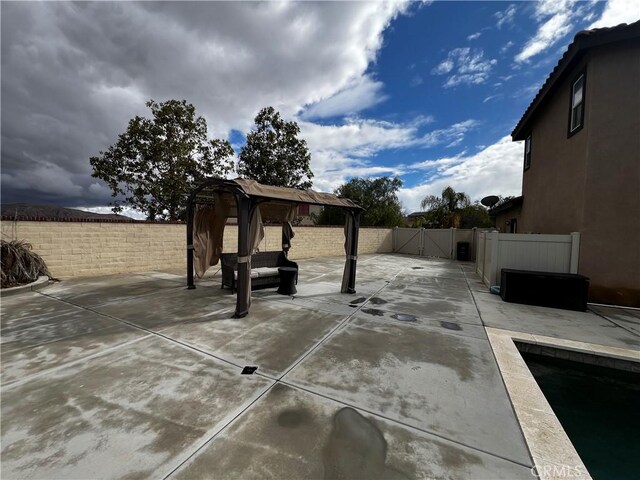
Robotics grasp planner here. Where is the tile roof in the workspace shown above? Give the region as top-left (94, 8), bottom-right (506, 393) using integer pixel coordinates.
top-left (511, 20), bottom-right (640, 140)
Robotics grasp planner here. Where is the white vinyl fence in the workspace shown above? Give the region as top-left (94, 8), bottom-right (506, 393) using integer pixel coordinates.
top-left (475, 231), bottom-right (581, 287)
top-left (393, 228), bottom-right (477, 260)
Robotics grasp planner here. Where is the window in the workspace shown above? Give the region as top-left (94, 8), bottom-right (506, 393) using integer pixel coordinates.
top-left (524, 134), bottom-right (532, 171)
top-left (569, 73), bottom-right (585, 135)
top-left (297, 203), bottom-right (310, 215)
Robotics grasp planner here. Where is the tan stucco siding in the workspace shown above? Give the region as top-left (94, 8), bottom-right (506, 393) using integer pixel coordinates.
top-left (519, 57), bottom-right (590, 234)
top-left (579, 42), bottom-right (640, 305)
top-left (518, 40), bottom-right (640, 305)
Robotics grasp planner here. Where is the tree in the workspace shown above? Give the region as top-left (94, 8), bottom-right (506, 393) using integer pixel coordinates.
top-left (237, 107), bottom-right (313, 189)
top-left (458, 203), bottom-right (493, 229)
top-left (420, 186), bottom-right (472, 228)
top-left (90, 99), bottom-right (234, 221)
top-left (314, 177), bottom-right (405, 227)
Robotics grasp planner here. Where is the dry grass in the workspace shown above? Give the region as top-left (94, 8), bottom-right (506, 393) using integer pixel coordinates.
top-left (1, 240), bottom-right (53, 289)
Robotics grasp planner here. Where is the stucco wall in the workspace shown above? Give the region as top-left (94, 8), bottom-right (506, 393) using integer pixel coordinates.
top-left (579, 42), bottom-right (640, 305)
top-left (519, 56), bottom-right (589, 235)
top-left (494, 206), bottom-right (522, 233)
top-left (0, 221), bottom-right (392, 278)
top-left (517, 40), bottom-right (640, 306)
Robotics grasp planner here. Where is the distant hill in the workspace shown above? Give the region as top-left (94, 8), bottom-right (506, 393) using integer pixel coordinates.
top-left (1, 203), bottom-right (135, 221)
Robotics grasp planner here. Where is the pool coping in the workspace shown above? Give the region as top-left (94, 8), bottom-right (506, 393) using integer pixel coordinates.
top-left (486, 327), bottom-right (640, 480)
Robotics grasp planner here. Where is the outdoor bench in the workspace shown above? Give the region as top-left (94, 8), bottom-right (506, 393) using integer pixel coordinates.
top-left (220, 251), bottom-right (298, 293)
top-left (500, 268), bottom-right (589, 311)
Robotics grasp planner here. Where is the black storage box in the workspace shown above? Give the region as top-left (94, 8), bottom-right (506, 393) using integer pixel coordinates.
top-left (456, 242), bottom-right (470, 261)
top-left (500, 269), bottom-right (589, 311)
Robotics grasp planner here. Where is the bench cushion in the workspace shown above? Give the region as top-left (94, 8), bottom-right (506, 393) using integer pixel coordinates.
top-left (233, 270), bottom-right (260, 280)
top-left (253, 267), bottom-right (280, 278)
top-left (232, 267), bottom-right (280, 280)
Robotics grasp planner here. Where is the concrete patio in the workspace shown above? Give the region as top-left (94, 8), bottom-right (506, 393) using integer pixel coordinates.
top-left (2, 254), bottom-right (639, 479)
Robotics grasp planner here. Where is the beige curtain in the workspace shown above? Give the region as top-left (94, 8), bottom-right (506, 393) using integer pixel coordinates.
top-left (282, 204), bottom-right (297, 253)
top-left (193, 193), bottom-right (229, 278)
top-left (249, 205), bottom-right (264, 254)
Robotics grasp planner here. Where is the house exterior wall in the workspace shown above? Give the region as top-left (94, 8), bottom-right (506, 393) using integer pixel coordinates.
top-left (519, 56), bottom-right (590, 235)
top-left (579, 42), bottom-right (640, 305)
top-left (493, 205), bottom-right (522, 233)
top-left (518, 40), bottom-right (640, 306)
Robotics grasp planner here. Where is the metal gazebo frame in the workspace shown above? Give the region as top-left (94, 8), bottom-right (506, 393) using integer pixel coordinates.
top-left (185, 178), bottom-right (363, 317)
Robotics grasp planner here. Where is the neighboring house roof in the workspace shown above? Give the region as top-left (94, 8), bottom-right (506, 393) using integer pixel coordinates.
top-left (407, 211), bottom-right (429, 218)
top-left (489, 196), bottom-right (523, 216)
top-left (512, 20), bottom-right (640, 140)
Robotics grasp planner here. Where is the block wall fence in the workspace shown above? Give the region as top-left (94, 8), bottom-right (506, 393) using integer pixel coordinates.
top-left (0, 220), bottom-right (393, 278)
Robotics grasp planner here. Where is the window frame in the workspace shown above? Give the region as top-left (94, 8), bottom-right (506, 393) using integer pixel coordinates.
top-left (524, 133), bottom-right (532, 171)
top-left (568, 71), bottom-right (586, 137)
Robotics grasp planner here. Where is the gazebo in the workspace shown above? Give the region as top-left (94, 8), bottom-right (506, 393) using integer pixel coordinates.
top-left (185, 178), bottom-right (363, 317)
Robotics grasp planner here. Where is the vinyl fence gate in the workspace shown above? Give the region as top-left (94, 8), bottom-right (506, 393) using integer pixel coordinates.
top-left (392, 228), bottom-right (477, 260)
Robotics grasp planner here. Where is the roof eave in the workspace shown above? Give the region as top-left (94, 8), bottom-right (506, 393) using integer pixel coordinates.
top-left (511, 21), bottom-right (640, 141)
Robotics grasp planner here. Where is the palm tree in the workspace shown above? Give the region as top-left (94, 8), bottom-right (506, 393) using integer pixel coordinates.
top-left (420, 186), bottom-right (470, 228)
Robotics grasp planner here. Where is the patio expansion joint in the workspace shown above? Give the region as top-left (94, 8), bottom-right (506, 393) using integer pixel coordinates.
top-left (36, 291), bottom-right (250, 373)
top-left (588, 306), bottom-right (640, 338)
top-left (160, 381), bottom-right (278, 480)
top-left (39, 280), bottom-right (185, 309)
top-left (159, 264), bottom-right (419, 476)
top-left (459, 265), bottom-right (537, 469)
top-left (1, 334), bottom-right (153, 390)
top-left (276, 267), bottom-right (407, 382)
top-left (276, 379), bottom-right (534, 470)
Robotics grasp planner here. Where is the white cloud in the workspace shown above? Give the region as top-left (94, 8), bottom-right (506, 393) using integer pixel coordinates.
top-left (500, 41), bottom-right (515, 54)
top-left (301, 75), bottom-right (388, 119)
top-left (417, 119), bottom-right (479, 147)
top-left (410, 75), bottom-right (424, 87)
top-left (589, 0), bottom-right (640, 28)
top-left (515, 0), bottom-right (574, 63)
top-left (483, 94), bottom-right (503, 103)
top-left (433, 58), bottom-right (454, 75)
top-left (296, 116), bottom-right (476, 193)
top-left (298, 118), bottom-right (413, 192)
top-left (398, 136), bottom-right (524, 212)
top-left (432, 48), bottom-right (497, 87)
top-left (76, 206), bottom-right (147, 220)
top-left (513, 0), bottom-right (602, 64)
top-left (494, 4), bottom-right (517, 29)
top-left (467, 32), bottom-right (482, 41)
top-left (1, 1), bottom-right (410, 205)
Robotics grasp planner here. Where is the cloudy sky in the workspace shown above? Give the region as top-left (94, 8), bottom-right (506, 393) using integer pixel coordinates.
top-left (2, 0), bottom-right (638, 217)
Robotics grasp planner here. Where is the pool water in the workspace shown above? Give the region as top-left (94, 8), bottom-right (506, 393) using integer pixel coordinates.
top-left (522, 352), bottom-right (640, 480)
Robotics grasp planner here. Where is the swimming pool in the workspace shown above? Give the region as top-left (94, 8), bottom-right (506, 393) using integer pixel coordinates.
top-left (521, 352), bottom-right (640, 480)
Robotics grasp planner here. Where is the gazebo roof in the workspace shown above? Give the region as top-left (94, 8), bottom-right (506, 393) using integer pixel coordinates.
top-left (191, 177), bottom-right (363, 218)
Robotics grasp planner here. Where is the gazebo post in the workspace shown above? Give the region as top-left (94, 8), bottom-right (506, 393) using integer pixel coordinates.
top-left (186, 193), bottom-right (196, 289)
top-left (341, 209), bottom-right (361, 294)
top-left (347, 209), bottom-right (361, 293)
top-left (234, 195), bottom-right (251, 318)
